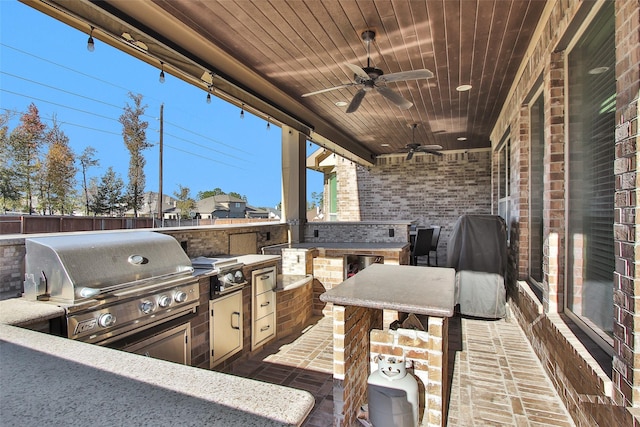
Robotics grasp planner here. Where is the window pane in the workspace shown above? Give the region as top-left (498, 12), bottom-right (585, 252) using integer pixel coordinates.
top-left (566, 2), bottom-right (615, 341)
top-left (530, 95), bottom-right (544, 284)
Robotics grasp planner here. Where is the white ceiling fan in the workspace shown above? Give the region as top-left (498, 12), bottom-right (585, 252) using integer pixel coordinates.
top-left (301, 30), bottom-right (434, 113)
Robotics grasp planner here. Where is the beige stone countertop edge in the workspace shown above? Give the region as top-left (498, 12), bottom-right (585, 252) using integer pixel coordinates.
top-left (0, 323), bottom-right (314, 426)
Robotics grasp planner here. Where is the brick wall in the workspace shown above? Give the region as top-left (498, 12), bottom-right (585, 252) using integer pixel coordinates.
top-left (612, 0), bottom-right (640, 407)
top-left (303, 221), bottom-right (410, 244)
top-left (0, 238), bottom-right (25, 300)
top-left (486, 0), bottom-right (640, 418)
top-left (333, 150), bottom-right (492, 266)
top-left (511, 281), bottom-right (635, 426)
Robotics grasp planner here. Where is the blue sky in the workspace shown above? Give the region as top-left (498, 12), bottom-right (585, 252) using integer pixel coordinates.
top-left (0, 1), bottom-right (323, 209)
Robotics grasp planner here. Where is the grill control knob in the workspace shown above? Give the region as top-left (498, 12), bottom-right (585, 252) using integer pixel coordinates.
top-left (140, 300), bottom-right (155, 314)
top-left (158, 295), bottom-right (172, 308)
top-left (174, 291), bottom-right (188, 303)
top-left (98, 313), bottom-right (116, 328)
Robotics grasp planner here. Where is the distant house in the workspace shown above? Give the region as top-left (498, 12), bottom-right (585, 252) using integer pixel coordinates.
top-left (245, 205), bottom-right (281, 219)
top-left (125, 191), bottom-right (180, 219)
top-left (195, 194), bottom-right (247, 219)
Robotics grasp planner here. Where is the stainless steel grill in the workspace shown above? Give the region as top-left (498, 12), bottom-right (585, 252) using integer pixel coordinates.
top-left (23, 231), bottom-right (200, 349)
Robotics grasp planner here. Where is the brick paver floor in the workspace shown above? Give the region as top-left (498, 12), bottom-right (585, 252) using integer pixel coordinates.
top-left (226, 309), bottom-right (575, 426)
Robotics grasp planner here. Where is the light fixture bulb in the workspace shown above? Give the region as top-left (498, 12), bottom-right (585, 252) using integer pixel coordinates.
top-left (206, 92), bottom-right (211, 104)
top-left (240, 104), bottom-right (245, 119)
top-left (159, 62), bottom-right (165, 83)
top-left (87, 27), bottom-right (95, 52)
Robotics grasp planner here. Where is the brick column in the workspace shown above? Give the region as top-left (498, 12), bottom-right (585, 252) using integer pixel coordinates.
top-left (612, 0), bottom-right (640, 407)
top-left (544, 51), bottom-right (566, 313)
top-left (331, 304), bottom-right (382, 426)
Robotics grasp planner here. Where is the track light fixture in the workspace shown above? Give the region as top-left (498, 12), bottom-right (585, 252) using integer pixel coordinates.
top-left (206, 85), bottom-right (212, 104)
top-left (159, 62), bottom-right (165, 83)
top-left (87, 26), bottom-right (95, 52)
top-left (240, 103), bottom-right (245, 119)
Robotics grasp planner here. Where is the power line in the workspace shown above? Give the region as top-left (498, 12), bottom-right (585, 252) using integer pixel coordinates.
top-left (0, 91), bottom-right (256, 163)
top-left (0, 106), bottom-right (251, 169)
top-left (1, 71), bottom-right (125, 111)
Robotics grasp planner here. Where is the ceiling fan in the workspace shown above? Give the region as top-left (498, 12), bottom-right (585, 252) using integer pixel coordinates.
top-left (405, 124), bottom-right (443, 160)
top-left (301, 30), bottom-right (434, 113)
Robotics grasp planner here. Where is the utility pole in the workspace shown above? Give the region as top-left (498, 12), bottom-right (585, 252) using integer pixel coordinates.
top-left (158, 103), bottom-right (164, 224)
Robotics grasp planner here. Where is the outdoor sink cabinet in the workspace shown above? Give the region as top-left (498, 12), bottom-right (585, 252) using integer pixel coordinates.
top-left (320, 263), bottom-right (456, 427)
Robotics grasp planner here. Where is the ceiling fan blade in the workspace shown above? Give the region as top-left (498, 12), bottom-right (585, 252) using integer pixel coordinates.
top-left (378, 69), bottom-right (434, 83)
top-left (345, 63), bottom-right (370, 79)
top-left (302, 83), bottom-right (356, 97)
top-left (406, 150), bottom-right (415, 160)
top-left (419, 149), bottom-right (443, 156)
top-left (416, 144), bottom-right (443, 151)
top-left (376, 86), bottom-right (413, 110)
top-left (346, 89), bottom-right (367, 113)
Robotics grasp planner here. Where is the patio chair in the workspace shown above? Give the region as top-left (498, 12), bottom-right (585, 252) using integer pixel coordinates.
top-left (410, 227), bottom-right (434, 266)
top-left (427, 225), bottom-right (441, 266)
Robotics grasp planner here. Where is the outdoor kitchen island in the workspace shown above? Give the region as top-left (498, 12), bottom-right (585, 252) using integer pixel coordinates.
top-left (320, 263), bottom-right (456, 427)
top-left (0, 318), bottom-right (314, 426)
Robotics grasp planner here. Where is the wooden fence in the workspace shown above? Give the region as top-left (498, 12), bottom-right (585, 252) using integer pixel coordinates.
top-left (0, 215), bottom-right (154, 235)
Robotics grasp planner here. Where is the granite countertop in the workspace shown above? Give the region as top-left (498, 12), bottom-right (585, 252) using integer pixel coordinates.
top-left (320, 263), bottom-right (456, 317)
top-left (235, 254), bottom-right (281, 266)
top-left (0, 323), bottom-right (314, 426)
top-left (264, 242), bottom-right (408, 251)
top-left (276, 274), bottom-right (313, 291)
top-left (0, 298), bottom-right (65, 327)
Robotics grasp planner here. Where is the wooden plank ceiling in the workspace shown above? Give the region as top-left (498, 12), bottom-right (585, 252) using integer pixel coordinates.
top-left (27, 0), bottom-right (547, 160)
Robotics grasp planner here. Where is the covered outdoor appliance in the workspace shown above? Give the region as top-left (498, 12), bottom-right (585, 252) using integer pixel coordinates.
top-left (447, 214), bottom-right (507, 318)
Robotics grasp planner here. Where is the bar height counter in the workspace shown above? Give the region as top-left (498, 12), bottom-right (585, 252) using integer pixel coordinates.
top-left (320, 263), bottom-right (456, 427)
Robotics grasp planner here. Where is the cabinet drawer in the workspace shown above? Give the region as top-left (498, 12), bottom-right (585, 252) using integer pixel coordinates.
top-left (255, 291), bottom-right (275, 319)
top-left (254, 268), bottom-right (276, 294)
top-left (254, 313), bottom-right (275, 346)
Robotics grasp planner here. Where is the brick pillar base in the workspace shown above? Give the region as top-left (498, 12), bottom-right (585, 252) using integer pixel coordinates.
top-left (370, 317), bottom-right (449, 427)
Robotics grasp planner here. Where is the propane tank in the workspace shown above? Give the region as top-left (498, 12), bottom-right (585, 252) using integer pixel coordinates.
top-left (367, 354), bottom-right (419, 427)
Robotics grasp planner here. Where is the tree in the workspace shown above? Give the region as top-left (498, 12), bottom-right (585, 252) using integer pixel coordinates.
top-left (197, 188), bottom-right (225, 199)
top-left (228, 192), bottom-right (247, 201)
top-left (119, 93), bottom-right (151, 217)
top-left (310, 191), bottom-right (323, 209)
top-left (0, 111), bottom-right (20, 211)
top-left (43, 117), bottom-right (77, 215)
top-left (174, 185), bottom-right (196, 219)
top-left (9, 103), bottom-right (47, 213)
top-left (91, 167), bottom-right (125, 216)
top-left (78, 146), bottom-right (99, 215)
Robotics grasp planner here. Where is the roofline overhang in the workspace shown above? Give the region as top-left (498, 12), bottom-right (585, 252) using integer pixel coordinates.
top-left (21, 0), bottom-right (376, 166)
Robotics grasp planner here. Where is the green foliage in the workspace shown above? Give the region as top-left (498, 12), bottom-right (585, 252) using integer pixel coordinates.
top-left (78, 146), bottom-right (99, 215)
top-left (119, 93), bottom-right (151, 217)
top-left (91, 167), bottom-right (125, 216)
top-left (174, 185), bottom-right (196, 219)
top-left (0, 110), bottom-right (20, 211)
top-left (197, 188), bottom-right (225, 199)
top-left (43, 117), bottom-right (77, 215)
top-left (8, 103), bottom-right (47, 213)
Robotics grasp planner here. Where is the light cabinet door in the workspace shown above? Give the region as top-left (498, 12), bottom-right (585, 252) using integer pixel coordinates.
top-left (253, 267), bottom-right (276, 294)
top-left (123, 323), bottom-right (191, 365)
top-left (254, 291), bottom-right (275, 319)
top-left (210, 291), bottom-right (243, 367)
top-left (253, 312), bottom-right (276, 347)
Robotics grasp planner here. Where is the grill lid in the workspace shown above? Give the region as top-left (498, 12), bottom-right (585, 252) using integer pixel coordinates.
top-left (24, 231), bottom-right (193, 304)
